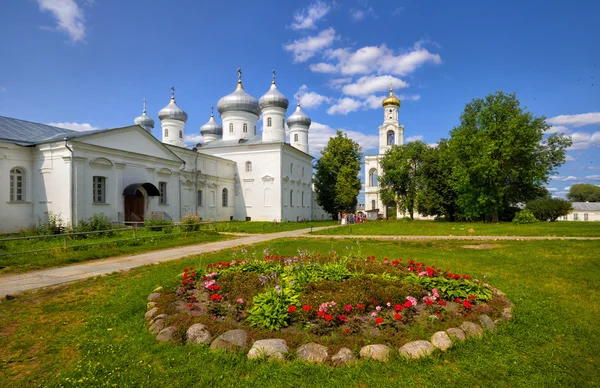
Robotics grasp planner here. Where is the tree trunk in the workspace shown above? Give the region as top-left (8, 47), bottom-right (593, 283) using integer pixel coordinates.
top-left (492, 208), bottom-right (499, 223)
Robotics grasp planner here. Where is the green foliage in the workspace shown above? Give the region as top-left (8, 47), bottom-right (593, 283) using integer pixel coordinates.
top-left (320, 260), bottom-right (352, 282)
top-left (144, 218), bottom-right (174, 233)
top-left (512, 209), bottom-right (538, 224)
top-left (74, 213), bottom-right (117, 237)
top-left (246, 287), bottom-right (299, 330)
top-left (567, 183), bottom-right (600, 202)
top-left (403, 273), bottom-right (493, 301)
top-left (180, 214), bottom-right (202, 232)
top-left (314, 130), bottom-right (363, 215)
top-left (35, 212), bottom-right (66, 235)
top-left (526, 197), bottom-right (573, 222)
top-left (448, 91), bottom-right (571, 222)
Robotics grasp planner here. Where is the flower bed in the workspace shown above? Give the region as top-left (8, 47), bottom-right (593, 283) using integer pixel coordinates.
top-left (146, 252), bottom-right (512, 362)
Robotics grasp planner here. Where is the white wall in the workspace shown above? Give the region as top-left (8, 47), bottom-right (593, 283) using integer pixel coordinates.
top-left (281, 148), bottom-right (313, 222)
top-left (0, 142), bottom-right (34, 233)
top-left (221, 111), bottom-right (259, 141)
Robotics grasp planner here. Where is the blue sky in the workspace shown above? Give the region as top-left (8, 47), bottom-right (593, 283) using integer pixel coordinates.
top-left (1, 0), bottom-right (599, 202)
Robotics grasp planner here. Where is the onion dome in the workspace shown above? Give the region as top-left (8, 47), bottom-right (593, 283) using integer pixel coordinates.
top-left (158, 87), bottom-right (188, 122)
top-left (200, 106), bottom-right (223, 136)
top-left (258, 70), bottom-right (289, 110)
top-left (287, 102), bottom-right (311, 127)
top-left (134, 98), bottom-right (155, 128)
top-left (382, 87), bottom-right (401, 107)
top-left (217, 68), bottom-right (261, 116)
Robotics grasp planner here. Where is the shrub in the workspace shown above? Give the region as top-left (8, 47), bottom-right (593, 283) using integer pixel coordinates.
top-left (512, 209), bottom-right (538, 224)
top-left (36, 212), bottom-right (66, 235)
top-left (144, 218), bottom-right (174, 232)
top-left (75, 213), bottom-right (116, 237)
top-left (526, 198), bottom-right (573, 222)
top-left (181, 214), bottom-right (202, 232)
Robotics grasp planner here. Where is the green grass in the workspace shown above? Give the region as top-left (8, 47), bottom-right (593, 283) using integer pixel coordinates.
top-left (0, 238), bottom-right (598, 387)
top-left (312, 219), bottom-right (600, 237)
top-left (214, 220), bottom-right (337, 234)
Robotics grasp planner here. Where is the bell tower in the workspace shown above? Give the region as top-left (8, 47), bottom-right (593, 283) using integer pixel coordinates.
top-left (378, 87), bottom-right (404, 154)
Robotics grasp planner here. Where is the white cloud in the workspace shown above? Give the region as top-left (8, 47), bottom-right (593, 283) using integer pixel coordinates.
top-left (392, 7), bottom-right (405, 16)
top-left (296, 85), bottom-right (333, 109)
top-left (341, 75), bottom-right (409, 97)
top-left (563, 186), bottom-right (571, 191)
top-left (37, 0), bottom-right (86, 42)
top-left (184, 134), bottom-right (204, 146)
top-left (309, 121), bottom-right (379, 155)
top-left (406, 135), bottom-right (424, 143)
top-left (47, 122), bottom-right (97, 132)
top-left (399, 94), bottom-right (421, 101)
top-left (569, 131), bottom-right (600, 150)
top-left (550, 175), bottom-right (579, 181)
top-left (283, 28), bottom-right (337, 63)
top-left (587, 175), bottom-right (600, 181)
top-left (327, 97), bottom-right (362, 115)
top-left (290, 1), bottom-right (331, 30)
top-left (547, 187), bottom-right (558, 192)
top-left (363, 95), bottom-right (387, 110)
top-left (309, 62), bottom-right (338, 73)
top-left (0, 86), bottom-right (7, 93)
top-left (545, 125), bottom-right (570, 134)
top-left (565, 154), bottom-right (575, 162)
top-left (327, 77), bottom-right (352, 90)
top-left (547, 112), bottom-right (600, 127)
top-left (349, 7), bottom-right (375, 21)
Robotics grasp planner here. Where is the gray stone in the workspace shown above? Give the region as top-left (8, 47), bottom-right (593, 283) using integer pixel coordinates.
top-left (186, 323), bottom-right (212, 345)
top-left (478, 314), bottom-right (495, 330)
top-left (247, 339), bottom-right (289, 360)
top-left (296, 342), bottom-right (328, 363)
top-left (149, 318), bottom-right (165, 334)
top-left (431, 331), bottom-right (452, 351)
top-left (151, 314), bottom-right (168, 324)
top-left (152, 286), bottom-right (163, 292)
top-left (156, 326), bottom-right (177, 343)
top-left (359, 344), bottom-right (391, 362)
top-left (460, 321), bottom-right (483, 338)
top-left (147, 302), bottom-right (157, 310)
top-left (210, 329), bottom-right (248, 351)
top-left (446, 328), bottom-right (466, 341)
top-left (144, 307), bottom-right (158, 321)
top-left (148, 292), bottom-right (161, 302)
top-left (331, 348), bottom-right (356, 366)
top-left (399, 340), bottom-right (435, 359)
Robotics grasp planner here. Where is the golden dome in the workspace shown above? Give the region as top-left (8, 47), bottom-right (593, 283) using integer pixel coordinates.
top-left (382, 87), bottom-right (401, 107)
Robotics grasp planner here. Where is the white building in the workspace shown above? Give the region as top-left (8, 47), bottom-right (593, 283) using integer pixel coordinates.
top-left (0, 69), bottom-right (330, 233)
top-left (560, 202), bottom-right (600, 221)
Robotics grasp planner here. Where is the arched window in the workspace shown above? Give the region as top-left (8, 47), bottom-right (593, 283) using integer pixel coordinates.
top-left (294, 134), bottom-right (298, 142)
top-left (164, 128), bottom-right (168, 137)
top-left (267, 117), bottom-right (272, 127)
top-left (245, 161), bottom-right (252, 172)
top-left (229, 123), bottom-right (234, 133)
top-left (290, 189), bottom-right (293, 207)
top-left (369, 169), bottom-right (378, 186)
top-left (222, 188), bottom-right (228, 207)
top-left (179, 130), bottom-right (183, 139)
top-left (387, 130), bottom-right (395, 146)
top-left (9, 167), bottom-right (25, 202)
top-left (254, 125), bottom-right (257, 135)
top-left (243, 123), bottom-right (248, 133)
top-left (371, 200), bottom-right (376, 210)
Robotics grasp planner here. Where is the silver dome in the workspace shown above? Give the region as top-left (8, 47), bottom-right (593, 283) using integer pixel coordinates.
top-left (259, 83), bottom-right (289, 110)
top-left (287, 104), bottom-right (311, 127)
top-left (217, 83), bottom-right (261, 116)
top-left (158, 87), bottom-right (188, 122)
top-left (200, 112), bottom-right (222, 136)
top-left (134, 99), bottom-right (155, 128)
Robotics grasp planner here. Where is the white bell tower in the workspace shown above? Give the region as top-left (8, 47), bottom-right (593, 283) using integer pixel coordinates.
top-left (378, 87), bottom-right (404, 154)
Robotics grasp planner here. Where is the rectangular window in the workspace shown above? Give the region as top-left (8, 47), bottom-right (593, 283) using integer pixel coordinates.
top-left (584, 213), bottom-right (589, 221)
top-left (93, 176), bottom-right (106, 203)
top-left (574, 213), bottom-right (579, 221)
top-left (210, 191), bottom-right (216, 206)
top-left (159, 182), bottom-right (167, 204)
top-left (197, 190), bottom-right (203, 207)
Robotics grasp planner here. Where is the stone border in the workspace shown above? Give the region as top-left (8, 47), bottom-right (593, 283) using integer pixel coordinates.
top-left (144, 283), bottom-right (513, 365)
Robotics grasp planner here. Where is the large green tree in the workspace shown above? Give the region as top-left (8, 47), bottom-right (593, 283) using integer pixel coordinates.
top-left (314, 131), bottom-right (362, 216)
top-left (449, 91), bottom-right (571, 222)
top-left (567, 183), bottom-right (600, 202)
top-left (379, 140), bottom-right (429, 219)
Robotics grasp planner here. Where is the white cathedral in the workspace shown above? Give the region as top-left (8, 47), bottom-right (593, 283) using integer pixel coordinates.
top-left (0, 69), bottom-right (332, 233)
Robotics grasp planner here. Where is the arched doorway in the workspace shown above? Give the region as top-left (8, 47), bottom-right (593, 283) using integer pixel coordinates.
top-left (386, 201), bottom-right (397, 220)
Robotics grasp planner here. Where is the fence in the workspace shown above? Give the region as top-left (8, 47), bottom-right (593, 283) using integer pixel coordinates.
top-left (0, 221), bottom-right (216, 258)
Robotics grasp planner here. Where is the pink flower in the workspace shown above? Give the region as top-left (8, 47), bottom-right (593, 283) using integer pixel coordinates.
top-left (371, 312), bottom-right (378, 317)
top-left (376, 306), bottom-right (382, 311)
top-left (386, 302), bottom-right (391, 308)
top-left (236, 298), bottom-right (244, 303)
top-left (406, 296), bottom-right (417, 306)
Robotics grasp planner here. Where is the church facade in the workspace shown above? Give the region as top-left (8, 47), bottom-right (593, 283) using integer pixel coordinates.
top-left (0, 70), bottom-right (330, 233)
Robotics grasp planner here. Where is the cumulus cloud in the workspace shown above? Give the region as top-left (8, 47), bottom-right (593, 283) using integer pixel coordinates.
top-left (341, 75), bottom-right (409, 97)
top-left (283, 28), bottom-right (337, 63)
top-left (184, 134), bottom-right (204, 146)
top-left (296, 85), bottom-right (333, 109)
top-left (309, 121), bottom-right (379, 155)
top-left (309, 62), bottom-right (338, 73)
top-left (563, 186), bottom-right (571, 191)
top-left (545, 125), bottom-right (570, 134)
top-left (547, 187), bottom-right (558, 192)
top-left (37, 0), bottom-right (86, 42)
top-left (327, 77), bottom-right (353, 90)
top-left (406, 135), bottom-right (424, 143)
top-left (547, 112), bottom-right (600, 127)
top-left (327, 97), bottom-right (363, 115)
top-left (47, 122), bottom-right (97, 132)
top-left (550, 176), bottom-right (579, 182)
top-left (565, 154), bottom-right (575, 162)
top-left (587, 175), bottom-right (600, 181)
top-left (349, 7), bottom-right (376, 21)
top-left (569, 131), bottom-right (600, 150)
top-left (290, 1), bottom-right (331, 30)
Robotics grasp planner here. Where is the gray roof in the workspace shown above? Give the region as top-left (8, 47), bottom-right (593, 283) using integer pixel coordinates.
top-left (198, 135), bottom-right (266, 149)
top-left (0, 116), bottom-right (76, 145)
top-left (571, 202), bottom-right (600, 211)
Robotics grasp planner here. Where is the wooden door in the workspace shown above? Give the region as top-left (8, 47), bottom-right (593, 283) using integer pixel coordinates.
top-left (125, 190), bottom-right (145, 221)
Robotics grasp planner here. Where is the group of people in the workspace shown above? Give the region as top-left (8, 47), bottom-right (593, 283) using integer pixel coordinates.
top-left (337, 211), bottom-right (366, 225)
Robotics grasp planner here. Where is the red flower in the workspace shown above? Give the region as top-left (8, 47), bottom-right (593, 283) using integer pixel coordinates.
top-left (303, 305), bottom-right (312, 311)
top-left (343, 329), bottom-right (350, 335)
top-left (453, 274), bottom-right (461, 280)
top-left (325, 314), bottom-right (333, 321)
top-left (436, 312), bottom-right (442, 317)
top-left (438, 300), bottom-right (447, 306)
top-left (469, 294), bottom-right (477, 300)
top-left (186, 303), bottom-right (194, 309)
top-left (455, 298), bottom-right (462, 303)
top-left (338, 314), bottom-right (347, 323)
top-left (394, 304), bottom-right (403, 312)
top-left (357, 304), bottom-right (365, 309)
top-left (463, 300), bottom-right (471, 309)
top-left (425, 299), bottom-right (433, 306)
top-left (208, 285), bottom-right (220, 291)
top-left (317, 311), bottom-right (325, 317)
top-left (189, 266), bottom-right (194, 271)
top-left (210, 294), bottom-right (223, 301)
top-left (403, 301), bottom-right (413, 308)
top-left (344, 304), bottom-right (353, 313)
top-left (288, 305), bottom-right (296, 313)
top-left (393, 313), bottom-right (401, 320)
top-left (375, 317), bottom-right (384, 325)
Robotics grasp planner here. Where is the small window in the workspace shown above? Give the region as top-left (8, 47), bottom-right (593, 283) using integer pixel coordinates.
top-left (9, 167), bottom-right (25, 202)
top-left (93, 176), bottom-right (106, 204)
top-left (302, 191), bottom-right (304, 207)
top-left (369, 169), bottom-right (378, 186)
top-left (229, 123), bottom-right (234, 133)
top-left (243, 123), bottom-right (248, 133)
top-left (179, 130), bottom-right (183, 139)
top-left (164, 128), bottom-right (169, 137)
top-left (290, 189), bottom-right (293, 207)
top-left (302, 167), bottom-right (305, 177)
top-left (574, 213), bottom-right (579, 221)
top-left (371, 199), bottom-right (376, 210)
top-left (283, 118), bottom-right (285, 127)
top-left (294, 134), bottom-right (298, 142)
top-left (267, 117), bottom-right (272, 127)
top-left (254, 125), bottom-right (257, 135)
top-left (222, 188), bottom-right (228, 207)
top-left (387, 130), bottom-right (395, 146)
top-left (197, 190), bottom-right (203, 207)
top-left (245, 161), bottom-right (252, 172)
top-left (159, 182), bottom-right (167, 204)
top-left (290, 163), bottom-right (293, 174)
top-left (584, 213), bottom-right (589, 221)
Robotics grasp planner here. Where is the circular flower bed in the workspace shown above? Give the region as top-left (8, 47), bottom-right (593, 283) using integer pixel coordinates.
top-left (145, 252), bottom-right (512, 363)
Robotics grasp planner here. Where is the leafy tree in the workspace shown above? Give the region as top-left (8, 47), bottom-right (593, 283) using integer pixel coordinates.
top-left (512, 209), bottom-right (537, 224)
top-left (314, 131), bottom-right (362, 216)
top-left (526, 198), bottom-right (572, 222)
top-left (379, 140), bottom-right (429, 219)
top-left (449, 91), bottom-right (572, 222)
top-left (567, 183), bottom-right (600, 202)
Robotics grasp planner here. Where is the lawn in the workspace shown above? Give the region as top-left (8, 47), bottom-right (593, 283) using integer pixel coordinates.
top-left (0, 238), bottom-right (598, 387)
top-left (214, 220), bottom-right (337, 234)
top-left (312, 219), bottom-right (600, 237)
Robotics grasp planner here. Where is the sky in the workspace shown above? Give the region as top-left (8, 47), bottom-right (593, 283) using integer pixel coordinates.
top-left (0, 0), bottom-right (598, 203)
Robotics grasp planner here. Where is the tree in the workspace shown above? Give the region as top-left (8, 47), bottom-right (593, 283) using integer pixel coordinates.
top-left (526, 198), bottom-right (572, 222)
top-left (379, 140), bottom-right (429, 219)
top-left (567, 183), bottom-right (600, 202)
top-left (314, 131), bottom-right (362, 216)
top-left (448, 91), bottom-right (572, 222)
